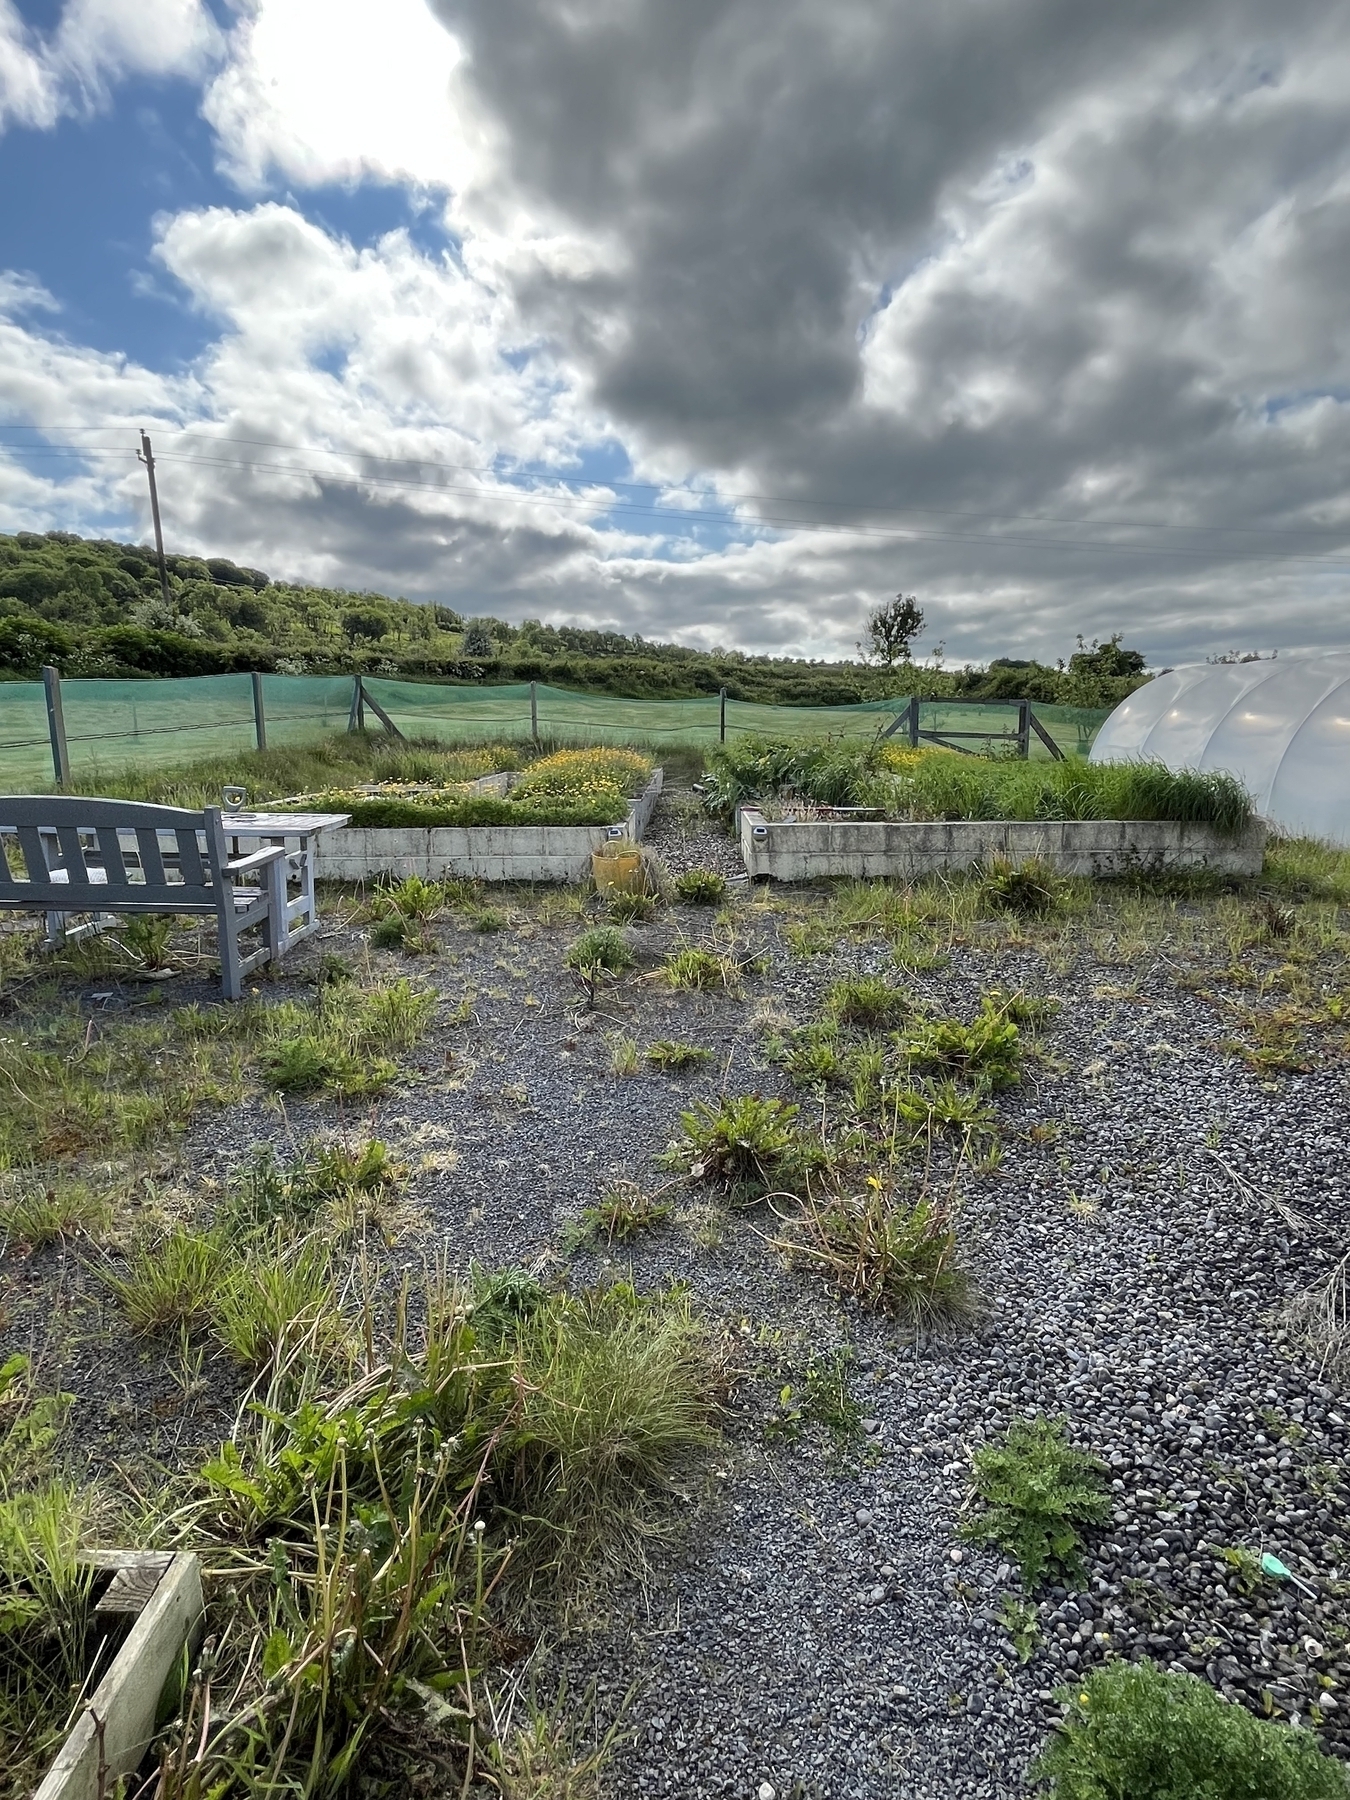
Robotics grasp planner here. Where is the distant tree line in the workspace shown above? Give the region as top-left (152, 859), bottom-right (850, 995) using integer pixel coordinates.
top-left (0, 530), bottom-right (1150, 710)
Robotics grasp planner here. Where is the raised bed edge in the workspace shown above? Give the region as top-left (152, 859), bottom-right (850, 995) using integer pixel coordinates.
top-left (34, 1551), bottom-right (204, 1800)
top-left (737, 809), bottom-right (1268, 881)
top-left (314, 767), bottom-right (664, 883)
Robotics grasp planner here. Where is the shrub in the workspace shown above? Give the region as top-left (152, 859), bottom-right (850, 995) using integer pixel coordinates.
top-left (783, 1186), bottom-right (979, 1324)
top-left (564, 926), bottom-right (635, 975)
top-left (665, 1094), bottom-right (801, 1193)
top-left (1034, 1659), bottom-right (1350, 1800)
top-left (674, 868), bottom-right (728, 905)
top-left (826, 974), bottom-right (908, 1028)
top-left (960, 1416), bottom-right (1109, 1587)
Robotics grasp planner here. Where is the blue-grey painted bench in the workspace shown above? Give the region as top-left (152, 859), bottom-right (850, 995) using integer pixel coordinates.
top-left (0, 797), bottom-right (291, 1000)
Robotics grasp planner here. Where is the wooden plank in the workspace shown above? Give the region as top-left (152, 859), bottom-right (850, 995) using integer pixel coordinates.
top-left (96, 1556), bottom-right (173, 1618)
top-left (1027, 707), bottom-right (1066, 761)
top-left (34, 1553), bottom-right (202, 1800)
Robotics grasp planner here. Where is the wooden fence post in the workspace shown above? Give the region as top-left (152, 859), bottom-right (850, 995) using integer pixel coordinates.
top-left (251, 671), bottom-right (267, 752)
top-left (1017, 699), bottom-right (1031, 760)
top-left (348, 674), bottom-right (365, 734)
top-left (908, 694), bottom-right (920, 749)
top-left (719, 687), bottom-right (727, 743)
top-left (530, 680), bottom-right (539, 742)
top-left (42, 666), bottom-right (70, 787)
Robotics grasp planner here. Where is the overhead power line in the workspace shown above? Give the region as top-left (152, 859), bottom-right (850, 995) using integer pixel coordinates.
top-left (2, 427), bottom-right (1350, 565)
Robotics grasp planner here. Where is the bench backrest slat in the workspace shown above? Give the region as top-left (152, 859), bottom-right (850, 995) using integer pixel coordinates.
top-left (0, 797), bottom-right (222, 913)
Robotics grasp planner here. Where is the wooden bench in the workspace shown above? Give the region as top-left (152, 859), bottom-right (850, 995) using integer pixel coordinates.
top-left (0, 796), bottom-right (297, 1000)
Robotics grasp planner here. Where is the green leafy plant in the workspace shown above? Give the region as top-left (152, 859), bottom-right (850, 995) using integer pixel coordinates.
top-left (470, 906), bottom-right (506, 933)
top-left (961, 1416), bottom-right (1109, 1588)
top-left (998, 1593), bottom-right (1040, 1665)
top-left (608, 890), bottom-right (656, 924)
top-left (674, 869), bottom-right (728, 905)
top-left (1034, 1659), bottom-right (1350, 1799)
top-left (608, 1034), bottom-right (641, 1076)
top-left (212, 1236), bottom-right (343, 1368)
top-left (767, 1345), bottom-right (864, 1465)
top-left (370, 912), bottom-right (409, 950)
top-left (644, 1040), bottom-right (714, 1072)
top-left (120, 912), bottom-right (176, 969)
top-left (898, 1000), bottom-right (1023, 1088)
top-left (664, 1094), bottom-right (801, 1194)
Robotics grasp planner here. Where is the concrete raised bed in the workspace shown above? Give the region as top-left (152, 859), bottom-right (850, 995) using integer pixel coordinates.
top-left (738, 808), bottom-right (1267, 881)
top-left (35, 1551), bottom-right (203, 1800)
top-left (315, 769), bottom-right (663, 883)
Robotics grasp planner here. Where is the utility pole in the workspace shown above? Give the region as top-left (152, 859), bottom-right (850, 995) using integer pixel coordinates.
top-left (137, 431), bottom-right (172, 608)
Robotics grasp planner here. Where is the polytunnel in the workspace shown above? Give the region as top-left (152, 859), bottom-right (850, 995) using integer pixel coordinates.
top-left (1089, 654), bottom-right (1350, 844)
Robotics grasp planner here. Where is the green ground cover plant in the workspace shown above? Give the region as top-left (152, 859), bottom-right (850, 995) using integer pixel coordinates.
top-left (664, 1094), bottom-right (803, 1197)
top-left (897, 996), bottom-right (1024, 1088)
top-left (660, 945), bottom-right (741, 991)
top-left (568, 1180), bottom-right (675, 1248)
top-left (962, 1416), bottom-right (1110, 1588)
top-left (981, 856), bottom-right (1068, 917)
top-left (565, 926), bottom-right (635, 975)
top-left (1034, 1659), bottom-right (1350, 1799)
top-left (257, 977), bottom-right (436, 1097)
top-left (826, 973), bottom-right (909, 1027)
top-left (674, 868), bottom-right (728, 904)
top-left (644, 1040), bottom-right (714, 1072)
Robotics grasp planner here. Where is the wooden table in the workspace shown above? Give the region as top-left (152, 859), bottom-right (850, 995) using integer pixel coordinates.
top-left (222, 811), bottom-right (349, 959)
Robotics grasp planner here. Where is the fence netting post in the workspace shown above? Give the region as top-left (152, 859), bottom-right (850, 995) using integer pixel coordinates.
top-left (719, 688), bottom-right (726, 743)
top-left (908, 695), bottom-right (920, 749)
top-left (252, 672), bottom-right (267, 751)
top-left (530, 681), bottom-right (539, 742)
top-left (42, 666), bottom-right (70, 787)
top-left (1017, 699), bottom-right (1031, 760)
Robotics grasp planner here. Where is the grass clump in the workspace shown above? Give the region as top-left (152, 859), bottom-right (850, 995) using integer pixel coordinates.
top-left (608, 890), bottom-right (657, 924)
top-left (664, 1094), bottom-right (801, 1195)
top-left (0, 1181), bottom-right (110, 1246)
top-left (644, 1040), bottom-right (714, 1072)
top-left (782, 1184), bottom-right (978, 1324)
top-left (826, 973), bottom-right (908, 1028)
top-left (259, 978), bottom-right (436, 1097)
top-left (565, 926), bottom-right (635, 976)
top-left (568, 1179), bottom-right (674, 1248)
top-left (674, 868), bottom-right (728, 905)
top-left (981, 856), bottom-right (1067, 918)
top-left (961, 1415), bottom-right (1109, 1588)
top-left (98, 1224), bottom-right (230, 1331)
top-left (660, 945), bottom-right (740, 992)
top-left (1034, 1659), bottom-right (1350, 1799)
top-left (213, 1236), bottom-right (342, 1368)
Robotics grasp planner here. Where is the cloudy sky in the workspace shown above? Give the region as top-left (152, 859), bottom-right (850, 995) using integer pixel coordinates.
top-left (1, 0), bottom-right (1348, 665)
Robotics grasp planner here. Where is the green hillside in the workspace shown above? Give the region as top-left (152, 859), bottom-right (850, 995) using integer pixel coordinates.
top-left (0, 529), bottom-right (1148, 710)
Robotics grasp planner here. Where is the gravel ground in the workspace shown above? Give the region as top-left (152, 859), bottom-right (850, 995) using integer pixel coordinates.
top-left (4, 788), bottom-right (1349, 1799)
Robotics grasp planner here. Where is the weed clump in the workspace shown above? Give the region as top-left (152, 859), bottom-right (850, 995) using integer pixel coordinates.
top-left (1035, 1659), bottom-right (1350, 1799)
top-left (665, 1094), bottom-right (801, 1196)
top-left (568, 1179), bottom-right (674, 1248)
top-left (565, 926), bottom-right (635, 976)
top-left (898, 998), bottom-right (1023, 1088)
top-left (608, 890), bottom-right (657, 924)
top-left (826, 973), bottom-right (908, 1028)
top-left (660, 946), bottom-right (739, 991)
top-left (259, 978), bottom-right (436, 1097)
top-left (674, 869), bottom-right (728, 905)
top-left (644, 1040), bottom-right (714, 1072)
top-left (981, 856), bottom-right (1067, 918)
top-left (783, 1185), bottom-right (978, 1324)
top-left (961, 1415), bottom-right (1109, 1587)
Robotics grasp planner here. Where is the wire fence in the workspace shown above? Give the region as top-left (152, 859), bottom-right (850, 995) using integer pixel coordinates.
top-left (0, 671), bottom-right (1113, 789)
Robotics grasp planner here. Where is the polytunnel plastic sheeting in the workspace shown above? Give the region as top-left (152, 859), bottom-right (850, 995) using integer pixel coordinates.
top-left (1090, 654), bottom-right (1350, 844)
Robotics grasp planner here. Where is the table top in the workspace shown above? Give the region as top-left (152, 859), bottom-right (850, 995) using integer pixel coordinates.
top-left (223, 811), bottom-right (350, 834)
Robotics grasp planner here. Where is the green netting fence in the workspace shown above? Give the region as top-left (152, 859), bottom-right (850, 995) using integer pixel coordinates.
top-left (0, 673), bottom-right (1112, 790)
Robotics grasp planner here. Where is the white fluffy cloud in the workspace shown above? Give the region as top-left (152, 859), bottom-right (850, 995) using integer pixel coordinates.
top-left (5, 0), bottom-right (1350, 665)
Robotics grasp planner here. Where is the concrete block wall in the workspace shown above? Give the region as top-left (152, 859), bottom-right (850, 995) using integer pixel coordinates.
top-left (738, 809), bottom-right (1267, 881)
top-left (316, 769), bottom-right (663, 883)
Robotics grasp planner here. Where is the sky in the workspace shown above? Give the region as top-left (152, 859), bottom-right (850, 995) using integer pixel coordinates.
top-left (1, 0), bottom-right (1349, 667)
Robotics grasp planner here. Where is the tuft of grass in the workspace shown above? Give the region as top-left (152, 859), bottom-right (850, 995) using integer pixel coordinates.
top-left (674, 869), bottom-right (728, 905)
top-left (484, 1682), bottom-right (625, 1800)
top-left (660, 946), bottom-right (740, 992)
top-left (1034, 1659), bottom-right (1350, 1799)
top-left (258, 978), bottom-right (435, 1096)
top-left (644, 1040), bottom-right (714, 1072)
top-left (98, 1225), bottom-right (230, 1332)
top-left (568, 1179), bottom-right (674, 1248)
top-left (608, 1035), bottom-right (641, 1076)
top-left (980, 856), bottom-right (1067, 918)
top-left (960, 1415), bottom-right (1109, 1588)
top-left (784, 917), bottom-right (839, 958)
top-left (565, 926), bottom-right (635, 976)
top-left (0, 1181), bottom-right (110, 1246)
top-left (782, 1183), bottom-right (979, 1323)
top-left (119, 912), bottom-right (177, 969)
top-left (664, 1093), bottom-right (801, 1195)
top-left (825, 973), bottom-right (908, 1027)
top-left (470, 906), bottom-right (506, 933)
top-left (213, 1236), bottom-right (343, 1368)
top-left (1263, 836), bottom-right (1350, 904)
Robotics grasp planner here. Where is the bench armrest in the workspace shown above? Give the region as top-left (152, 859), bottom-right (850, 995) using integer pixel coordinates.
top-left (223, 844), bottom-right (287, 876)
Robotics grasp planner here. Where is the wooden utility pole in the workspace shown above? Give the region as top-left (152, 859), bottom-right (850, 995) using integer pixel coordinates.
top-left (138, 431), bottom-right (172, 608)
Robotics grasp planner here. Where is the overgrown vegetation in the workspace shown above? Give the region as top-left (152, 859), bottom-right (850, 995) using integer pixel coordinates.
top-left (1034, 1660), bottom-right (1350, 1799)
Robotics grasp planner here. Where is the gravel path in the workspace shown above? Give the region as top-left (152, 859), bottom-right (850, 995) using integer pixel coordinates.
top-left (6, 789), bottom-right (1349, 1799)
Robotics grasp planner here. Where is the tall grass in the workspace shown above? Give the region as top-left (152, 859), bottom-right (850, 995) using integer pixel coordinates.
top-left (705, 738), bottom-right (1254, 833)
